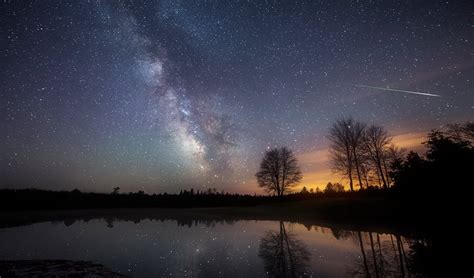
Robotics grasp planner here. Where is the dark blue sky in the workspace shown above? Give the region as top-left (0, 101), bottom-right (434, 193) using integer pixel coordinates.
top-left (2, 1), bottom-right (473, 193)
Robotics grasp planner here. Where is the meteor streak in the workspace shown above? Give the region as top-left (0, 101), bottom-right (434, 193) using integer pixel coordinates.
top-left (355, 84), bottom-right (441, 97)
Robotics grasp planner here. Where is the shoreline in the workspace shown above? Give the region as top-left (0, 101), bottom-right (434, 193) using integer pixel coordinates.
top-left (0, 199), bottom-right (431, 238)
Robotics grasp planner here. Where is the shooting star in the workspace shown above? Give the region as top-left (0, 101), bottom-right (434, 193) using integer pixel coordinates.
top-left (355, 84), bottom-right (441, 97)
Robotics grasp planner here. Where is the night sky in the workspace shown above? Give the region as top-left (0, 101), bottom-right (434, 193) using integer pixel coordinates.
top-left (2, 1), bottom-right (473, 193)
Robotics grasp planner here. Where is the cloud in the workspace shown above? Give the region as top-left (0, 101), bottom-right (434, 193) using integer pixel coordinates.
top-left (391, 132), bottom-right (427, 152)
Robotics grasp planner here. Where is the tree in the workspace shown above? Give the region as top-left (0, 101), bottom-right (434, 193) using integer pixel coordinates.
top-left (386, 144), bottom-right (406, 185)
top-left (446, 121), bottom-right (474, 143)
top-left (424, 130), bottom-right (473, 192)
top-left (348, 119), bottom-right (367, 189)
top-left (328, 117), bottom-right (366, 191)
top-left (256, 147), bottom-right (302, 197)
top-left (112, 187), bottom-right (120, 194)
top-left (328, 118), bottom-right (355, 191)
top-left (391, 126), bottom-right (474, 200)
top-left (363, 125), bottom-right (392, 189)
top-left (324, 182), bottom-right (345, 194)
top-left (425, 130), bottom-right (473, 162)
top-left (390, 151), bottom-right (428, 194)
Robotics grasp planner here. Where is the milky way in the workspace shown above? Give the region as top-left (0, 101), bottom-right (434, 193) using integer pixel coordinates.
top-left (117, 3), bottom-right (238, 176)
top-left (2, 1), bottom-right (473, 193)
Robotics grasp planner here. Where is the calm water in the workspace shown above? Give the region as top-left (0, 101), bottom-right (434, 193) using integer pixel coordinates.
top-left (0, 211), bottom-right (430, 277)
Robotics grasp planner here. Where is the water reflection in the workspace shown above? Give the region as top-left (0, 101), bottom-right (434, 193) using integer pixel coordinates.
top-left (0, 260), bottom-right (125, 277)
top-left (348, 232), bottom-right (409, 277)
top-left (259, 221), bottom-right (310, 277)
top-left (0, 210), bottom-right (431, 277)
top-left (329, 230), bottom-right (432, 278)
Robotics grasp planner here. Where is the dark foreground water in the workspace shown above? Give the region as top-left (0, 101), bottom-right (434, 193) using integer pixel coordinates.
top-left (0, 210), bottom-right (430, 277)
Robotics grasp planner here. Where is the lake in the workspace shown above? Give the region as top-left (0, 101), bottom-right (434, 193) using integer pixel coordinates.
top-left (0, 209), bottom-right (430, 277)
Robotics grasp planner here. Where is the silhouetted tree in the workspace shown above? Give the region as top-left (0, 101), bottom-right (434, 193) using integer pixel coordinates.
top-left (363, 125), bottom-right (392, 189)
top-left (328, 118), bottom-right (355, 191)
top-left (425, 129), bottom-right (473, 163)
top-left (424, 129), bottom-right (473, 192)
top-left (256, 147), bottom-right (302, 197)
top-left (391, 127), bottom-right (474, 197)
top-left (446, 121), bottom-right (474, 143)
top-left (349, 119), bottom-right (367, 189)
top-left (324, 182), bottom-right (345, 194)
top-left (111, 187), bottom-right (120, 195)
top-left (385, 144), bottom-right (405, 185)
top-left (328, 117), bottom-right (366, 191)
top-left (358, 157), bottom-right (373, 187)
top-left (390, 151), bottom-right (428, 194)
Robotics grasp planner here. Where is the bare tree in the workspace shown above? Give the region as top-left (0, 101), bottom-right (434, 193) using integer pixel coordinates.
top-left (328, 117), bottom-right (366, 190)
top-left (328, 118), bottom-right (355, 191)
top-left (256, 147), bottom-right (302, 196)
top-left (348, 119), bottom-right (367, 189)
top-left (359, 158), bottom-right (374, 187)
top-left (363, 125), bottom-right (392, 189)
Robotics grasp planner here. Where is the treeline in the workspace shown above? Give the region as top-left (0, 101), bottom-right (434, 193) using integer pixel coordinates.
top-left (0, 188), bottom-right (265, 210)
top-left (0, 187), bottom-right (390, 211)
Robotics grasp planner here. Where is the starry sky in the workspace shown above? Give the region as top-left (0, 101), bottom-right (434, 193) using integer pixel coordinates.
top-left (2, 1), bottom-right (473, 193)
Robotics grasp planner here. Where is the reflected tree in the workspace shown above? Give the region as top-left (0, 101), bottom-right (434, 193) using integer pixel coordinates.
top-left (105, 217), bottom-right (114, 228)
top-left (407, 238), bottom-right (433, 277)
top-left (356, 231), bottom-right (371, 277)
top-left (330, 228), bottom-right (353, 240)
top-left (258, 221), bottom-right (310, 277)
top-left (347, 231), bottom-right (428, 277)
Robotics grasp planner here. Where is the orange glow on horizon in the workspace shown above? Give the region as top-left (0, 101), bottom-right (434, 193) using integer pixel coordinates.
top-left (238, 131), bottom-right (428, 194)
top-left (294, 131), bottom-right (427, 192)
